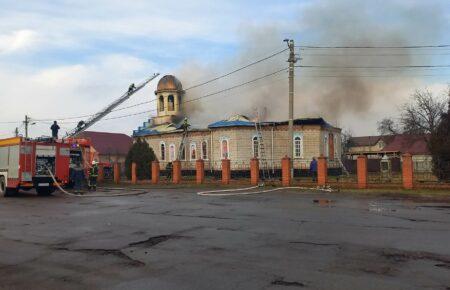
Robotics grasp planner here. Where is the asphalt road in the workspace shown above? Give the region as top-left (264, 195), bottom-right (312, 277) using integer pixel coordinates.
top-left (0, 188), bottom-right (449, 290)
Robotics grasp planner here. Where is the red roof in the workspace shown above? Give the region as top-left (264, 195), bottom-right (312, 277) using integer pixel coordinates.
top-left (78, 131), bottom-right (132, 156)
top-left (350, 135), bottom-right (395, 147)
top-left (381, 134), bottom-right (430, 155)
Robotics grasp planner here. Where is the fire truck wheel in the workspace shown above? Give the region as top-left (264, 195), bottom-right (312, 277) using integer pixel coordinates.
top-left (36, 186), bottom-right (55, 196)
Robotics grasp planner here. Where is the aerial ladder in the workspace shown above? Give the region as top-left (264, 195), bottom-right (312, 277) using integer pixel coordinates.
top-left (254, 111), bottom-right (271, 183)
top-left (177, 118), bottom-right (190, 161)
top-left (65, 73), bottom-right (160, 138)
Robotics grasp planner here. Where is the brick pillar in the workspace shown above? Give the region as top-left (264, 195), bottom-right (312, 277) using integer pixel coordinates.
top-left (131, 162), bottom-right (137, 184)
top-left (173, 160), bottom-right (181, 184)
top-left (114, 163), bottom-right (120, 184)
top-left (250, 158), bottom-right (260, 185)
top-left (402, 153), bottom-right (414, 189)
top-left (196, 159), bottom-right (205, 184)
top-left (281, 156), bottom-right (291, 187)
top-left (357, 155), bottom-right (368, 189)
top-left (222, 159), bottom-right (231, 185)
top-left (151, 161), bottom-right (160, 184)
top-left (98, 165), bottom-right (104, 183)
top-left (317, 155), bottom-right (327, 186)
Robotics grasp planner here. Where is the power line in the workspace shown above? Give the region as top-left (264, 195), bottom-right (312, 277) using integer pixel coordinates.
top-left (301, 52), bottom-right (450, 56)
top-left (296, 65), bottom-right (450, 69)
top-left (183, 48), bottom-right (288, 91)
top-left (297, 73), bottom-right (450, 78)
top-left (57, 67), bottom-right (289, 124)
top-left (296, 44), bottom-right (450, 49)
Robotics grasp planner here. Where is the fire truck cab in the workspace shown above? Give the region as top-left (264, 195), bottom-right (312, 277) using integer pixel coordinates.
top-left (0, 137), bottom-right (72, 196)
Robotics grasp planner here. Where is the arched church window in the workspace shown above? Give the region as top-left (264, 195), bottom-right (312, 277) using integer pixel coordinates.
top-left (201, 141), bottom-right (208, 160)
top-left (160, 142), bottom-right (166, 161)
top-left (294, 136), bottom-right (302, 158)
top-left (252, 136), bottom-right (259, 158)
top-left (169, 144), bottom-right (175, 161)
top-left (180, 143), bottom-right (186, 160)
top-left (221, 139), bottom-right (229, 159)
top-left (168, 95), bottom-right (174, 111)
top-left (190, 142), bottom-right (196, 161)
top-left (159, 95), bottom-right (164, 112)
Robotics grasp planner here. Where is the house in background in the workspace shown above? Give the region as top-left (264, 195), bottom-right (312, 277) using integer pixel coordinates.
top-left (77, 131), bottom-right (133, 167)
top-left (346, 134), bottom-right (432, 172)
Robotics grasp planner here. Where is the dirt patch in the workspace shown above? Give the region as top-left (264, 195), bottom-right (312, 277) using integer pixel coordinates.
top-left (128, 235), bottom-right (182, 247)
top-left (55, 247), bottom-right (145, 267)
top-left (382, 249), bottom-right (450, 264)
top-left (271, 277), bottom-right (306, 287)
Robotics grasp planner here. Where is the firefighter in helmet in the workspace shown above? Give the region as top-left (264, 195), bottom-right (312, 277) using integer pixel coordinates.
top-left (89, 160), bottom-right (99, 191)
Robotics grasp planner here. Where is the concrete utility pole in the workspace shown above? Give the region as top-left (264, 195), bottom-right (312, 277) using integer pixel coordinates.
top-left (284, 39), bottom-right (297, 176)
top-left (23, 115), bottom-right (31, 139)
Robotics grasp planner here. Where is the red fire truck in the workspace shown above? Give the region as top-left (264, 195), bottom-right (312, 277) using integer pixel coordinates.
top-left (0, 137), bottom-right (71, 196)
top-left (0, 74), bottom-right (159, 197)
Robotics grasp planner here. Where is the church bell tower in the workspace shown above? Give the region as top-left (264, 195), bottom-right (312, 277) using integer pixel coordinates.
top-left (152, 75), bottom-right (184, 125)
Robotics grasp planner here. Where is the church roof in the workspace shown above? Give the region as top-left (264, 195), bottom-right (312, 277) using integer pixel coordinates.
top-left (155, 75), bottom-right (183, 93)
top-left (133, 115), bottom-right (337, 137)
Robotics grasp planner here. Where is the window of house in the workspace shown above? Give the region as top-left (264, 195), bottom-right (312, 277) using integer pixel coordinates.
top-left (201, 141), bottom-right (208, 160)
top-left (294, 136), bottom-right (302, 158)
top-left (168, 95), bottom-right (174, 111)
top-left (252, 136), bottom-right (259, 158)
top-left (221, 139), bottom-right (229, 159)
top-left (159, 96), bottom-right (164, 112)
top-left (180, 143), bottom-right (186, 160)
top-left (169, 144), bottom-right (175, 161)
top-left (160, 142), bottom-right (166, 161)
top-left (190, 142), bottom-right (197, 161)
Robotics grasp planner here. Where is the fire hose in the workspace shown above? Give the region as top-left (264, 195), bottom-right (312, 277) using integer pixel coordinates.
top-left (45, 167), bottom-right (148, 198)
top-left (197, 185), bottom-right (334, 196)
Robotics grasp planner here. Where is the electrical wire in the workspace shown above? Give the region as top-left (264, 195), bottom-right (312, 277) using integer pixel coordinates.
top-left (54, 67), bottom-right (289, 124)
top-left (296, 65), bottom-right (450, 69)
top-left (183, 48), bottom-right (288, 91)
top-left (296, 44), bottom-right (450, 49)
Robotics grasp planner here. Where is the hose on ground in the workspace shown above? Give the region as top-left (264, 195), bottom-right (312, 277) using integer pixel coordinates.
top-left (197, 185), bottom-right (334, 196)
top-left (45, 167), bottom-right (148, 198)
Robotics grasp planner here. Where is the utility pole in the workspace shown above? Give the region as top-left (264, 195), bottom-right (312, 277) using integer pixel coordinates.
top-left (14, 127), bottom-right (19, 137)
top-left (24, 115), bottom-right (30, 139)
top-left (284, 39), bottom-right (297, 177)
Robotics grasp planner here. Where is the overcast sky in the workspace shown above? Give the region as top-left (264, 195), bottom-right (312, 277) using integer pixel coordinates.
top-left (0, 0), bottom-right (449, 138)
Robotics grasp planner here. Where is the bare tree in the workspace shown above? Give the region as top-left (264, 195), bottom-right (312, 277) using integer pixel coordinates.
top-left (341, 128), bottom-right (354, 157)
top-left (377, 117), bottom-right (399, 135)
top-left (401, 89), bottom-right (446, 134)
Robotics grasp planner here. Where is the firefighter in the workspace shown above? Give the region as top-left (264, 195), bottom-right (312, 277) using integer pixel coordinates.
top-left (50, 121), bottom-right (60, 139)
top-left (128, 83), bottom-right (136, 94)
top-left (89, 160), bottom-right (99, 191)
top-left (181, 117), bottom-right (190, 132)
top-left (166, 162), bottom-right (173, 180)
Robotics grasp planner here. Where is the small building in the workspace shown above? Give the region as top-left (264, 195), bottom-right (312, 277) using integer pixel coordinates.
top-left (78, 131), bottom-right (133, 166)
top-left (132, 75), bottom-right (342, 172)
top-left (346, 134), bottom-right (432, 172)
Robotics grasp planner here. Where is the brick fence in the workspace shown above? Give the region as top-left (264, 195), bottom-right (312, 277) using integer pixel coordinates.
top-left (106, 154), bottom-right (449, 190)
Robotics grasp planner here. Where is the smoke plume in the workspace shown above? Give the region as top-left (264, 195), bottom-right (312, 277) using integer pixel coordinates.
top-left (176, 0), bottom-right (448, 133)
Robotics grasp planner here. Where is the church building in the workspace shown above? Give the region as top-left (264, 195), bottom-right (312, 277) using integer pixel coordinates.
top-left (133, 75), bottom-right (342, 172)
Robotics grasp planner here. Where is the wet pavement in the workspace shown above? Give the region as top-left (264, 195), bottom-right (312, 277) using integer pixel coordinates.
top-left (0, 188), bottom-right (449, 290)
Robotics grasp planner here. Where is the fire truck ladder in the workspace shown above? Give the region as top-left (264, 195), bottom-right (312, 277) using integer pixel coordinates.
top-left (65, 73), bottom-right (160, 138)
top-left (254, 119), bottom-right (271, 182)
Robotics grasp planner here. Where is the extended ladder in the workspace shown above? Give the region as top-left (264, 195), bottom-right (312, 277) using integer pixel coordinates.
top-left (66, 73), bottom-right (160, 138)
top-left (254, 115), bottom-right (271, 182)
top-left (177, 128), bottom-right (188, 161)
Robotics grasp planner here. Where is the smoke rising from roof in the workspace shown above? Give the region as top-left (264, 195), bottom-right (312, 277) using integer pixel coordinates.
top-left (176, 0), bottom-right (448, 132)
